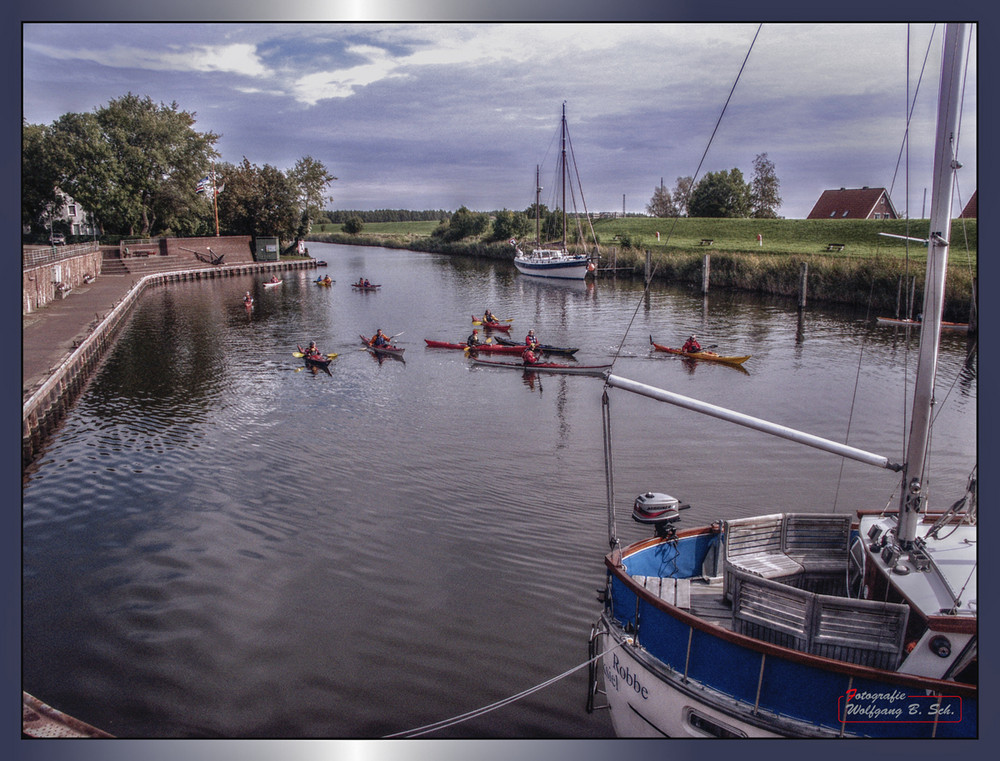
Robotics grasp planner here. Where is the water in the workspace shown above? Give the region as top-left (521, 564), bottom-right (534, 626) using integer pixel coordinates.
top-left (21, 243), bottom-right (977, 738)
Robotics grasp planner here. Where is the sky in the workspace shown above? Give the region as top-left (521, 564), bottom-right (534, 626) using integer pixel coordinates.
top-left (20, 19), bottom-right (979, 220)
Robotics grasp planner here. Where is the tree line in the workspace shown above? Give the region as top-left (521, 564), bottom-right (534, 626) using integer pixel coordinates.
top-left (22, 93), bottom-right (336, 243)
top-left (646, 153), bottom-right (782, 219)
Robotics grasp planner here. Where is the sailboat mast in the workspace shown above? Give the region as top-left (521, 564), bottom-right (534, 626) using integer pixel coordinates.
top-left (535, 165), bottom-right (542, 246)
top-left (897, 23), bottom-right (969, 547)
top-left (561, 101), bottom-right (567, 250)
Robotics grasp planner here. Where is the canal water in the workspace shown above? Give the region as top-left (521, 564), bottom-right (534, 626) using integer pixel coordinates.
top-left (21, 242), bottom-right (977, 738)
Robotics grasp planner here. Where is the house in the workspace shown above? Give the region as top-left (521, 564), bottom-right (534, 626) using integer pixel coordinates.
top-left (960, 190), bottom-right (977, 218)
top-left (806, 187), bottom-right (898, 220)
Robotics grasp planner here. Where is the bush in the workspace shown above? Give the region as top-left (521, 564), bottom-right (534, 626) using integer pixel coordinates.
top-left (342, 216), bottom-right (364, 234)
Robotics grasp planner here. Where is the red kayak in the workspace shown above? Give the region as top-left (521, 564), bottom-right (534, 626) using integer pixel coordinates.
top-left (360, 334), bottom-right (405, 356)
top-left (424, 339), bottom-right (524, 354)
top-left (471, 315), bottom-right (512, 332)
top-left (352, 283), bottom-right (381, 291)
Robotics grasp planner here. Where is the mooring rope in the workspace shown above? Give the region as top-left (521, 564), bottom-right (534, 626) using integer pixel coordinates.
top-left (382, 640), bottom-right (624, 738)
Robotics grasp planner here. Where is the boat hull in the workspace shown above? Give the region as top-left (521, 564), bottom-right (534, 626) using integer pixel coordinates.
top-left (471, 357), bottom-right (610, 376)
top-left (513, 253), bottom-right (592, 280)
top-left (876, 317), bottom-right (969, 331)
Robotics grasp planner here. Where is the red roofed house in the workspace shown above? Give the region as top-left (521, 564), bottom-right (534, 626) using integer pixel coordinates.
top-left (806, 187), bottom-right (898, 220)
top-left (960, 190), bottom-right (977, 218)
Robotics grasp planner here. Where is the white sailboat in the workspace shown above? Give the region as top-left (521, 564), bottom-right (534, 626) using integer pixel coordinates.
top-left (513, 103), bottom-right (597, 280)
top-left (590, 24), bottom-right (976, 738)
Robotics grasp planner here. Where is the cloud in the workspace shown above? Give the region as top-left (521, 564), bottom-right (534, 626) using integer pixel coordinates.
top-left (25, 40), bottom-right (270, 78)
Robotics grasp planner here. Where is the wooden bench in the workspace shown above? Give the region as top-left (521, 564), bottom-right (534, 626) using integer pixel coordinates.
top-left (730, 568), bottom-right (910, 670)
top-left (826, 243), bottom-right (845, 252)
top-left (699, 238), bottom-right (714, 246)
top-left (723, 513), bottom-right (852, 599)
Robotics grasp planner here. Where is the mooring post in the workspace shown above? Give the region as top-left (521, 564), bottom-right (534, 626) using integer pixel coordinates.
top-left (798, 262), bottom-right (809, 309)
top-left (702, 254), bottom-right (710, 294)
top-left (645, 250), bottom-right (652, 285)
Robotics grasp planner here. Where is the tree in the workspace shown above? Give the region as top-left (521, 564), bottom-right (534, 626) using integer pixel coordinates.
top-left (750, 152), bottom-right (782, 218)
top-left (488, 209), bottom-right (531, 243)
top-left (27, 94), bottom-right (219, 237)
top-left (688, 169), bottom-right (751, 218)
top-left (94, 94), bottom-right (219, 236)
top-left (646, 181), bottom-right (677, 217)
top-left (216, 158), bottom-right (299, 239)
top-left (435, 206), bottom-right (489, 241)
top-left (288, 156), bottom-right (337, 240)
top-left (671, 176), bottom-right (694, 217)
top-left (342, 216), bottom-right (364, 235)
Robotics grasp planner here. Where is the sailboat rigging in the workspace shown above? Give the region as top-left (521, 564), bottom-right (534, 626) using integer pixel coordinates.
top-left (590, 23), bottom-right (976, 738)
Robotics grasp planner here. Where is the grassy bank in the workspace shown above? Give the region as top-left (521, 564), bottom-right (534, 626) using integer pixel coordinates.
top-left (308, 218), bottom-right (977, 323)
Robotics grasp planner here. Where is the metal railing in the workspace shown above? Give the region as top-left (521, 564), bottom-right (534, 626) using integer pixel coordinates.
top-left (22, 242), bottom-right (100, 269)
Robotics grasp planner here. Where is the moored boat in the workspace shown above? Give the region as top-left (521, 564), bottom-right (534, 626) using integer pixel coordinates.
top-left (590, 24), bottom-right (976, 739)
top-left (512, 104), bottom-right (598, 281)
top-left (875, 316), bottom-right (969, 331)
top-left (650, 336), bottom-right (751, 366)
top-left (470, 357), bottom-right (610, 376)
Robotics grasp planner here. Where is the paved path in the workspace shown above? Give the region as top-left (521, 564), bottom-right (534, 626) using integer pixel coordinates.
top-left (22, 274), bottom-right (138, 401)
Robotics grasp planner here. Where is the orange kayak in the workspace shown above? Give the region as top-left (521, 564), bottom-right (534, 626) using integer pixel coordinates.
top-left (650, 336), bottom-right (750, 366)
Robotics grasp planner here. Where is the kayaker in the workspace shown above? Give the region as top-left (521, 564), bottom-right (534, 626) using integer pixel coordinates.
top-left (305, 341), bottom-right (321, 359)
top-left (466, 328), bottom-right (482, 347)
top-left (363, 278), bottom-right (371, 287)
top-left (484, 308), bottom-right (498, 324)
top-left (371, 329), bottom-right (389, 347)
top-left (681, 334), bottom-right (701, 353)
top-left (522, 345), bottom-right (540, 366)
top-left (525, 329), bottom-right (538, 347)
top-left (243, 291), bottom-right (253, 305)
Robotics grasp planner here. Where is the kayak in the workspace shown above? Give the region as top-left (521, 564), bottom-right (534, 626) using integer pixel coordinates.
top-left (352, 283), bottom-right (381, 290)
top-left (263, 279), bottom-right (283, 288)
top-left (470, 357), bottom-right (611, 376)
top-left (303, 355), bottom-right (333, 374)
top-left (360, 334), bottom-right (405, 356)
top-left (493, 336), bottom-right (579, 356)
top-left (650, 336), bottom-right (751, 366)
top-left (424, 339), bottom-right (525, 355)
top-left (875, 316), bottom-right (969, 331)
top-left (471, 315), bottom-right (511, 332)
top-left (315, 278), bottom-right (334, 287)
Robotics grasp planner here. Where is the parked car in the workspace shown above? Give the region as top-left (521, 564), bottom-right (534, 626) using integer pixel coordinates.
top-left (50, 233), bottom-right (66, 245)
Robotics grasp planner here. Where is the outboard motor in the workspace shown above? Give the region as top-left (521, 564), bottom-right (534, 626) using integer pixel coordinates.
top-left (632, 492), bottom-right (690, 538)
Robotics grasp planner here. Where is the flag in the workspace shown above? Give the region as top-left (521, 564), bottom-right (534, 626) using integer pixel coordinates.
top-left (196, 176), bottom-right (211, 195)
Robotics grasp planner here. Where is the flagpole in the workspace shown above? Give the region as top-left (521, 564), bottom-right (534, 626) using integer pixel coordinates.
top-left (212, 164), bottom-right (220, 237)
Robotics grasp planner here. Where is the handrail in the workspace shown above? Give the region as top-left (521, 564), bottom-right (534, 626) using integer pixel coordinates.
top-left (22, 242), bottom-right (99, 269)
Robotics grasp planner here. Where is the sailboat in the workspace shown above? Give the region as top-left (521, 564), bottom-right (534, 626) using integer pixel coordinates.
top-left (589, 24), bottom-right (976, 738)
top-left (512, 103), bottom-right (597, 280)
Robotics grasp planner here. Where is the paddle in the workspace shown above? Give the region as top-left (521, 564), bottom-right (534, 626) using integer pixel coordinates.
top-left (293, 351), bottom-right (338, 359)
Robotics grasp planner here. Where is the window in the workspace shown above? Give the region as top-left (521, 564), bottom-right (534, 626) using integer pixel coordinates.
top-left (829, 211), bottom-right (837, 217)
top-left (686, 709), bottom-right (747, 738)
top-left (68, 205), bottom-right (77, 217)
top-left (842, 210), bottom-right (849, 217)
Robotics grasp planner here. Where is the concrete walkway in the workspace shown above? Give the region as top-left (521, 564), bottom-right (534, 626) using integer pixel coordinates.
top-left (22, 273), bottom-right (138, 401)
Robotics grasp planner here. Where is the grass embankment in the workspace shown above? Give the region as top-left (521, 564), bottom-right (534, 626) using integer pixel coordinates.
top-left (309, 217), bottom-right (978, 322)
